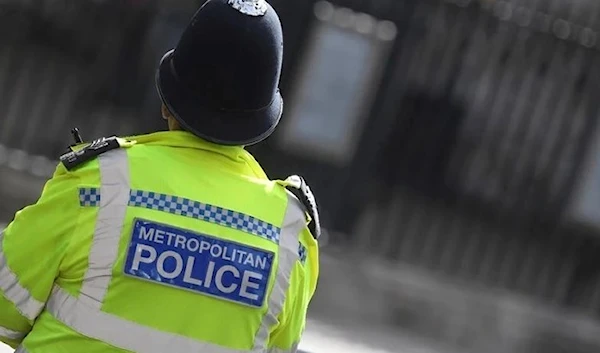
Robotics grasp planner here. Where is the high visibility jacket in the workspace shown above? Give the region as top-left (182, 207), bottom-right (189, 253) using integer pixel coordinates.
top-left (0, 131), bottom-right (319, 353)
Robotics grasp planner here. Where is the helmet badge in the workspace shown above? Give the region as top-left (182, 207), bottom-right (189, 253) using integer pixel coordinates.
top-left (228, 0), bottom-right (268, 17)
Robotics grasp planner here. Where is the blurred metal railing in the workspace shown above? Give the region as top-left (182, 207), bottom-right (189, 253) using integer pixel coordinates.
top-left (339, 0), bottom-right (600, 317)
top-left (338, 0), bottom-right (600, 220)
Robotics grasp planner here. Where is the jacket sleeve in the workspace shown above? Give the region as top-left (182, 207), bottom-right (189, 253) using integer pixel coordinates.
top-left (0, 168), bottom-right (80, 348)
top-left (268, 227), bottom-right (319, 353)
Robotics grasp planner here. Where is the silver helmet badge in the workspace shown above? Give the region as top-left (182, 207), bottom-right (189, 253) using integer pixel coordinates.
top-left (228, 0), bottom-right (268, 17)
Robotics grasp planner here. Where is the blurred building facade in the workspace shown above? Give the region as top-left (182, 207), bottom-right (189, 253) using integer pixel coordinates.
top-left (3, 0), bottom-right (600, 352)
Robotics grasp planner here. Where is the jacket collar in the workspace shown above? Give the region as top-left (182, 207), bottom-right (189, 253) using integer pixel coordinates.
top-left (125, 131), bottom-right (269, 179)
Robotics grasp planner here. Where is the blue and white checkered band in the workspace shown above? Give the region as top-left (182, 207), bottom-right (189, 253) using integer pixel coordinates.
top-left (78, 188), bottom-right (309, 265)
top-left (228, 0), bottom-right (268, 16)
top-left (79, 188), bottom-right (101, 207)
top-left (128, 190), bottom-right (281, 243)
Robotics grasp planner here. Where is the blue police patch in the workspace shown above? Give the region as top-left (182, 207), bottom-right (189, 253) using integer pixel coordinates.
top-left (124, 219), bottom-right (274, 308)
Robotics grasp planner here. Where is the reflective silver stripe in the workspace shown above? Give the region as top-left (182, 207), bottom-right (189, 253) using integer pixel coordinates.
top-left (0, 325), bottom-right (26, 341)
top-left (268, 342), bottom-right (300, 353)
top-left (254, 193), bottom-right (305, 351)
top-left (80, 150), bottom-right (130, 309)
top-left (0, 232), bottom-right (45, 321)
top-left (14, 345), bottom-right (28, 353)
top-left (47, 286), bottom-right (252, 353)
top-left (268, 348), bottom-right (297, 353)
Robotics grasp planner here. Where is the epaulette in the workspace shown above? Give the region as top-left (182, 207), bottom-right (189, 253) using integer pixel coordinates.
top-left (60, 136), bottom-right (121, 171)
top-left (283, 175), bottom-right (321, 240)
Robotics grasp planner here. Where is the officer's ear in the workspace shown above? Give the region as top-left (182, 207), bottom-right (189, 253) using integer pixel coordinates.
top-left (161, 104), bottom-right (170, 121)
top-left (161, 105), bottom-right (183, 131)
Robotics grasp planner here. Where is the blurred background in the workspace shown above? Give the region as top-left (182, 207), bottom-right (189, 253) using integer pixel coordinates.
top-left (3, 0), bottom-right (600, 352)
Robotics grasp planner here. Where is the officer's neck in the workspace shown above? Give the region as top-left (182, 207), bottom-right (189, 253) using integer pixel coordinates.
top-left (168, 117), bottom-right (182, 131)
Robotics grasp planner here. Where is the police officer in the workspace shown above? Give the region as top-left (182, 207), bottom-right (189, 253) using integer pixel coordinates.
top-left (0, 0), bottom-right (320, 352)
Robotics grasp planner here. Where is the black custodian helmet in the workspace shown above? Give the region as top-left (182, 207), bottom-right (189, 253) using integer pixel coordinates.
top-left (156, 0), bottom-right (284, 146)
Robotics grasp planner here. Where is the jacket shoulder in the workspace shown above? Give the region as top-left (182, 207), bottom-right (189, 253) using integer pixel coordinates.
top-left (59, 136), bottom-right (135, 172)
top-left (278, 175), bottom-right (321, 240)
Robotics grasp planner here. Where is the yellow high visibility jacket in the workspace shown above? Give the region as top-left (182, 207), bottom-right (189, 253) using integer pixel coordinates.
top-left (0, 131), bottom-right (319, 353)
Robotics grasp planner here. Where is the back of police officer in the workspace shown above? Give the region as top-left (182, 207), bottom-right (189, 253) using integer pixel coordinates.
top-left (0, 1), bottom-right (320, 352)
